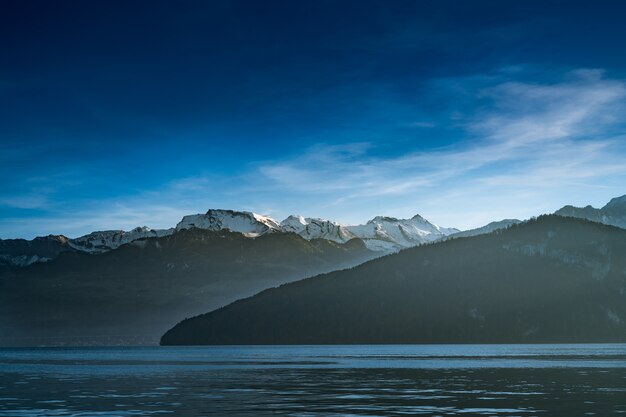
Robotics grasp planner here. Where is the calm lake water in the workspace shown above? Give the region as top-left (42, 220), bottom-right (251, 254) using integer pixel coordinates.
top-left (1, 344), bottom-right (626, 416)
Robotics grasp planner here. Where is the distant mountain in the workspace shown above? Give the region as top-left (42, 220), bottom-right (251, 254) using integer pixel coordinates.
top-left (281, 214), bottom-right (459, 252)
top-left (0, 229), bottom-right (374, 346)
top-left (280, 216), bottom-right (354, 243)
top-left (449, 219), bottom-right (521, 239)
top-left (555, 195), bottom-right (626, 229)
top-left (0, 209), bottom-right (457, 265)
top-left (176, 209), bottom-right (282, 236)
top-left (68, 227), bottom-right (174, 253)
top-left (161, 216), bottom-right (626, 345)
top-left (0, 235), bottom-right (73, 267)
top-left (346, 215), bottom-right (459, 252)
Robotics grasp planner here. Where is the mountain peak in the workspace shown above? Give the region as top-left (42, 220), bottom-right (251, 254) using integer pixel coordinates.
top-left (176, 209), bottom-right (281, 237)
top-left (69, 227), bottom-right (174, 253)
top-left (347, 214), bottom-right (456, 252)
top-left (367, 215), bottom-right (400, 224)
top-left (39, 234), bottom-right (70, 244)
top-left (555, 194), bottom-right (626, 229)
top-left (282, 214), bottom-right (307, 225)
top-left (366, 213), bottom-right (430, 225)
top-left (280, 215), bottom-right (352, 243)
top-left (449, 219), bottom-right (522, 239)
top-left (603, 195), bottom-right (626, 210)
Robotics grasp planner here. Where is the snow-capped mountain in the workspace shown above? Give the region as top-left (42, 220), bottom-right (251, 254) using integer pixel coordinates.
top-left (172, 210), bottom-right (459, 252)
top-left (280, 216), bottom-right (355, 243)
top-left (69, 227), bottom-right (175, 253)
top-left (449, 219), bottom-right (522, 239)
top-left (280, 213), bottom-right (458, 252)
top-left (555, 195), bottom-right (626, 229)
top-left (0, 209), bottom-right (459, 265)
top-left (68, 209), bottom-right (283, 255)
top-left (346, 214), bottom-right (460, 252)
top-left (176, 209), bottom-right (281, 237)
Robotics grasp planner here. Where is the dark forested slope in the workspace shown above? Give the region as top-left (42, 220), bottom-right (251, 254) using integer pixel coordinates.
top-left (162, 216), bottom-right (626, 345)
top-left (0, 229), bottom-right (374, 346)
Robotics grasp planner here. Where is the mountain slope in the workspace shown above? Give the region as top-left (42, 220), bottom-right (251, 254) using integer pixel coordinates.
top-left (68, 227), bottom-right (174, 253)
top-left (0, 229), bottom-right (374, 346)
top-left (161, 216), bottom-right (626, 345)
top-left (0, 235), bottom-right (73, 267)
top-left (449, 219), bottom-right (521, 239)
top-left (555, 195), bottom-right (626, 229)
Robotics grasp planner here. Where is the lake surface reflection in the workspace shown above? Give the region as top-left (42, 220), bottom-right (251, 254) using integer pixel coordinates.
top-left (1, 344), bottom-right (626, 416)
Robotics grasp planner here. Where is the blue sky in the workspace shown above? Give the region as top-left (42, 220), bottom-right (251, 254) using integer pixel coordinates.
top-left (2, 0), bottom-right (626, 238)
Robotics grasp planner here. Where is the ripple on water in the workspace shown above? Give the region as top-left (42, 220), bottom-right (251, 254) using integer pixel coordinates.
top-left (2, 345), bottom-right (626, 416)
top-left (457, 408), bottom-right (536, 414)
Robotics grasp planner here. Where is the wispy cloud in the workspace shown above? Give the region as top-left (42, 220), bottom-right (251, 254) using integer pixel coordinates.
top-left (3, 68), bottom-right (626, 238)
top-left (0, 195), bottom-right (50, 210)
top-left (252, 69), bottom-right (626, 226)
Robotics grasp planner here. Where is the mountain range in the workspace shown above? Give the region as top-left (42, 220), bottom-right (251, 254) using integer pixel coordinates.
top-left (9, 192), bottom-right (623, 268)
top-left (160, 195), bottom-right (626, 345)
top-left (0, 229), bottom-right (374, 346)
top-left (162, 215), bottom-right (626, 345)
top-left (555, 195), bottom-right (626, 229)
top-left (0, 209), bottom-right (469, 346)
top-left (0, 209), bottom-right (461, 267)
top-left (2, 195), bottom-right (626, 346)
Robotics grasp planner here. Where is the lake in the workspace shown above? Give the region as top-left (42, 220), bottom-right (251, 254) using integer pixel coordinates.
top-left (1, 344), bottom-right (626, 416)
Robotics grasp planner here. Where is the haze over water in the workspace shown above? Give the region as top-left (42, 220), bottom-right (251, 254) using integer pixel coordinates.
top-left (1, 344), bottom-right (626, 416)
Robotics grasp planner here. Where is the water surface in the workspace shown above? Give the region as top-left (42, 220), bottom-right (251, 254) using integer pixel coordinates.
top-left (1, 344), bottom-right (626, 416)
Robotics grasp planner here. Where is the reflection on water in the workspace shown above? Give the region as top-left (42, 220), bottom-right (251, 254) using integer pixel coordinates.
top-left (1, 344), bottom-right (626, 416)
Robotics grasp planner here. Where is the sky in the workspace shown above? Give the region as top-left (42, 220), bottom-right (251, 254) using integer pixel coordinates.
top-left (2, 0), bottom-right (626, 239)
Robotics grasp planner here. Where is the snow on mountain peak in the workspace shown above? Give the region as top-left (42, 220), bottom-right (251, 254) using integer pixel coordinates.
top-left (68, 227), bottom-right (174, 253)
top-left (367, 216), bottom-right (400, 224)
top-left (11, 208), bottom-right (461, 261)
top-left (280, 215), bottom-right (309, 232)
top-left (345, 214), bottom-right (458, 252)
top-left (280, 215), bottom-right (354, 243)
top-left (176, 209), bottom-right (281, 237)
top-left (281, 215), bottom-right (308, 227)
